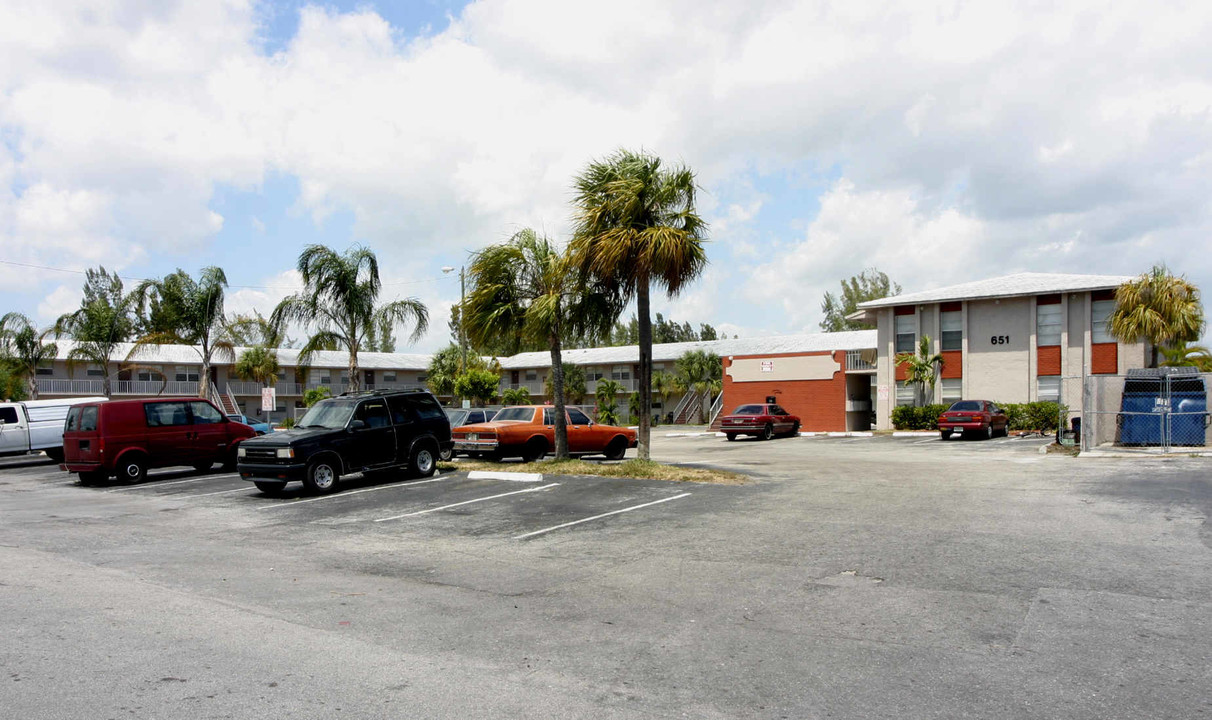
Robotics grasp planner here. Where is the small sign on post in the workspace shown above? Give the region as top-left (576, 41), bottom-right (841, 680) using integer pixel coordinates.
top-left (877, 385), bottom-right (889, 401)
top-left (261, 387), bottom-right (276, 413)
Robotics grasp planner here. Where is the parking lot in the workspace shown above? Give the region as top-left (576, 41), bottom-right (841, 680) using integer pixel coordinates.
top-left (3, 432), bottom-right (1211, 719)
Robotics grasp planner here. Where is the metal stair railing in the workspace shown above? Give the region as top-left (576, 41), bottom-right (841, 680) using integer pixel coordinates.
top-left (669, 390), bottom-right (696, 424)
top-left (707, 392), bottom-right (724, 426)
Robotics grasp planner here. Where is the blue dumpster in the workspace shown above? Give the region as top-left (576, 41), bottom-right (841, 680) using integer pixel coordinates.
top-left (1117, 367), bottom-right (1207, 447)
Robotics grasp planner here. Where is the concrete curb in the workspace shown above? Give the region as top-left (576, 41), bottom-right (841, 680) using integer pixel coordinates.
top-left (466, 471), bottom-right (545, 483)
top-left (1077, 450), bottom-right (1212, 459)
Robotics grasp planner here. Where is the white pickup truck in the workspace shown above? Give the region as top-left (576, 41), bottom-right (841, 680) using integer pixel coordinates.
top-left (0, 397), bottom-right (107, 463)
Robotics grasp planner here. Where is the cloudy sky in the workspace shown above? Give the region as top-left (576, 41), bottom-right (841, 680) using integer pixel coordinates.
top-left (2, 0), bottom-right (1210, 351)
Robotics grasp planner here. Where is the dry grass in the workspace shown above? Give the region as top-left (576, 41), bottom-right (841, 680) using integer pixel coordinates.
top-left (437, 458), bottom-right (746, 485)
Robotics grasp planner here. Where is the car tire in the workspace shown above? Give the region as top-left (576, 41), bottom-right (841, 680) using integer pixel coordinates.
top-left (984, 425), bottom-right (994, 440)
top-left (303, 458), bottom-right (339, 494)
top-left (253, 481), bottom-right (287, 496)
top-left (522, 438), bottom-right (548, 463)
top-left (604, 437), bottom-right (627, 461)
top-left (725, 433), bottom-right (737, 442)
top-left (45, 448), bottom-right (64, 463)
top-left (117, 454), bottom-right (147, 484)
top-left (439, 446), bottom-right (453, 462)
top-left (409, 441), bottom-right (437, 478)
top-left (761, 423), bottom-right (774, 441)
top-left (787, 422), bottom-right (801, 438)
top-left (77, 469), bottom-right (107, 486)
top-left (193, 461), bottom-right (213, 473)
top-left (941, 430), bottom-right (952, 441)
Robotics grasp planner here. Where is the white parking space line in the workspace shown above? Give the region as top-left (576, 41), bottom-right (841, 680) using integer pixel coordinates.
top-left (912, 438), bottom-right (937, 445)
top-left (259, 475), bottom-right (455, 510)
top-left (374, 483), bottom-right (560, 522)
top-left (105, 476), bottom-right (217, 492)
top-left (513, 493), bottom-right (692, 540)
top-left (180, 486), bottom-right (254, 499)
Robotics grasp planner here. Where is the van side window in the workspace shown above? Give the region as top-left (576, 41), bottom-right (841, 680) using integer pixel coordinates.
top-left (357, 401), bottom-right (391, 429)
top-left (145, 402), bottom-right (190, 427)
top-left (79, 406), bottom-right (98, 432)
top-left (387, 396), bottom-right (415, 424)
top-left (405, 395), bottom-right (446, 422)
top-left (189, 401), bottom-right (224, 424)
top-left (0, 407), bottom-right (19, 424)
top-left (65, 407), bottom-right (79, 431)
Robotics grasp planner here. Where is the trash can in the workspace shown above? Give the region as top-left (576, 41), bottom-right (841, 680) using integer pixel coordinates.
top-left (1117, 367), bottom-right (1206, 447)
top-left (1169, 373), bottom-right (1208, 447)
top-left (1118, 370), bottom-right (1166, 446)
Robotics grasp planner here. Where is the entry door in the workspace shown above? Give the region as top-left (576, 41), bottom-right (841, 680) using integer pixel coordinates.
top-left (350, 400), bottom-right (395, 469)
top-left (0, 405), bottom-right (27, 454)
top-left (189, 401), bottom-right (231, 463)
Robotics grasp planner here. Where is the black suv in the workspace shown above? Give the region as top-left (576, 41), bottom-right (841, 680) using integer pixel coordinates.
top-left (236, 390), bottom-right (452, 495)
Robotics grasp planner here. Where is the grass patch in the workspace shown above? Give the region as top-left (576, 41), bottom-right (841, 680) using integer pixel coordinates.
top-left (437, 458), bottom-right (746, 485)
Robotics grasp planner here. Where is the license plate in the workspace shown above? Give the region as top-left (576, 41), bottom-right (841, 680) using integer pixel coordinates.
top-left (468, 433), bottom-right (478, 441)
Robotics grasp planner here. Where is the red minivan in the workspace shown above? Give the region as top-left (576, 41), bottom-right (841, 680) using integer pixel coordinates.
top-left (61, 398), bottom-right (257, 485)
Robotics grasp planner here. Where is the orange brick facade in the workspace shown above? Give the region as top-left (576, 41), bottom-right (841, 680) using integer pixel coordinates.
top-left (1037, 346), bottom-right (1061, 376)
top-left (1091, 342), bottom-right (1118, 374)
top-left (721, 351), bottom-right (848, 432)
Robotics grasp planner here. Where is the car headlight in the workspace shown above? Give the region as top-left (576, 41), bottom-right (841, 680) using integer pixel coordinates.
top-left (276, 448), bottom-right (295, 459)
top-left (237, 447), bottom-right (246, 458)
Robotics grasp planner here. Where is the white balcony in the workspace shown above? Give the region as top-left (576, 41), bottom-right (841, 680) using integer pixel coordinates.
top-left (845, 350), bottom-right (877, 372)
top-left (35, 378), bottom-right (201, 396)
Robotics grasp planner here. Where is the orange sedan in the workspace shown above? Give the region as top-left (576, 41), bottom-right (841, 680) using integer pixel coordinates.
top-left (451, 405), bottom-right (636, 462)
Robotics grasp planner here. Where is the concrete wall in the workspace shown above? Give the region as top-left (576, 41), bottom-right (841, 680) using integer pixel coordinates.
top-left (965, 297), bottom-right (1032, 403)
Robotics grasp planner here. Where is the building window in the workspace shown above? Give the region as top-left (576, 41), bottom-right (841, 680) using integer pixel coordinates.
top-left (585, 367), bottom-right (604, 381)
top-left (895, 381), bottom-right (915, 406)
top-left (175, 366), bottom-right (199, 383)
top-left (611, 366), bottom-right (631, 381)
top-left (86, 364), bottom-right (105, 377)
top-left (136, 366), bottom-right (163, 382)
top-left (319, 373), bottom-right (332, 385)
top-left (1037, 377), bottom-right (1061, 402)
top-left (940, 310), bottom-right (962, 351)
top-left (895, 314), bottom-right (916, 354)
top-left (416, 375), bottom-right (427, 383)
top-left (524, 370), bottom-right (538, 382)
top-left (940, 378), bottom-right (962, 403)
top-left (1037, 303), bottom-right (1062, 346)
top-left (35, 365), bottom-right (55, 376)
top-left (383, 372), bottom-right (397, 383)
top-left (1091, 299), bottom-right (1115, 344)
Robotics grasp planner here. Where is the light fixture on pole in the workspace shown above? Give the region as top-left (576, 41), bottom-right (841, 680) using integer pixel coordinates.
top-left (442, 266), bottom-right (467, 371)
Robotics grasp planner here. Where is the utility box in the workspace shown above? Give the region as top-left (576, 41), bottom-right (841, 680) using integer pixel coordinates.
top-left (1117, 367), bottom-right (1207, 447)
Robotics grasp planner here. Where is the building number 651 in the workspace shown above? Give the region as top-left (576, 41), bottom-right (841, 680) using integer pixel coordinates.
top-left (990, 335), bottom-right (1010, 345)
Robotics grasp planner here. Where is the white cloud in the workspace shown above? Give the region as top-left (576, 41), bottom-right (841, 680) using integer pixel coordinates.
top-left (36, 284), bottom-right (81, 323)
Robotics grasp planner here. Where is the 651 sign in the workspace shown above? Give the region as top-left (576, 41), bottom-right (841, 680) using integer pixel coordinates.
top-left (989, 335), bottom-right (1011, 345)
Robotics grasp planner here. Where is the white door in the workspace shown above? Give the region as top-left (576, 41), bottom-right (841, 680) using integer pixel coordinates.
top-left (0, 404), bottom-right (29, 455)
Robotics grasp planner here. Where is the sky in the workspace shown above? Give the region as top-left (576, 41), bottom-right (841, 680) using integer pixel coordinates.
top-left (2, 0), bottom-right (1211, 353)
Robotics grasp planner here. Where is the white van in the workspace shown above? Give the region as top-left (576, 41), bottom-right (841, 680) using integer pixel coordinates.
top-left (0, 397), bottom-right (107, 463)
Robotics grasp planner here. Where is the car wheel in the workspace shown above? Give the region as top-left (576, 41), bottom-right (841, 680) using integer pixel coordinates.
top-left (409, 442), bottom-right (437, 478)
top-left (725, 433), bottom-right (737, 442)
top-left (77, 470), bottom-right (107, 486)
top-left (761, 423), bottom-right (775, 441)
top-left (787, 422), bottom-right (801, 438)
top-left (522, 438), bottom-right (548, 463)
top-left (303, 458), bottom-right (339, 494)
top-left (193, 461), bottom-right (213, 473)
top-left (45, 448), bottom-right (64, 463)
top-left (439, 446), bottom-right (453, 462)
top-left (941, 430), bottom-right (952, 441)
top-left (603, 437), bottom-right (627, 461)
top-left (985, 425), bottom-right (994, 440)
top-left (253, 481), bottom-right (287, 496)
top-left (118, 455), bottom-right (147, 484)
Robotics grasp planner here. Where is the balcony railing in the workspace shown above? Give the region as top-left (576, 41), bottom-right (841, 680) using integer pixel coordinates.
top-left (35, 378), bottom-right (202, 396)
top-left (845, 350), bottom-right (877, 372)
top-left (228, 381), bottom-right (307, 396)
top-left (35, 378), bottom-right (106, 395)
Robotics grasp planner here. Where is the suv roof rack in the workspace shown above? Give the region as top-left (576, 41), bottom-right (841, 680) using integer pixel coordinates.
top-left (337, 388), bottom-right (431, 398)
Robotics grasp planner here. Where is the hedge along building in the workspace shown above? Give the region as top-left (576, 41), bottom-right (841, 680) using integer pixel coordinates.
top-left (850, 272), bottom-right (1146, 430)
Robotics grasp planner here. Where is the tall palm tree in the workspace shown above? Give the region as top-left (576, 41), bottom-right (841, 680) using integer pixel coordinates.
top-left (544, 363), bottom-right (587, 405)
top-left (673, 350), bottom-right (722, 423)
top-left (131, 267), bottom-right (237, 399)
top-left (463, 229), bottom-right (616, 459)
top-left (234, 346), bottom-right (282, 388)
top-left (54, 267), bottom-right (139, 398)
top-left (570, 149), bottom-right (708, 460)
top-left (595, 379), bottom-right (623, 425)
top-left (1110, 265), bottom-right (1205, 367)
top-left (896, 335), bottom-right (944, 406)
top-left (0, 313), bottom-right (59, 400)
top-left (651, 369), bottom-right (678, 423)
top-left (272, 245), bottom-right (428, 393)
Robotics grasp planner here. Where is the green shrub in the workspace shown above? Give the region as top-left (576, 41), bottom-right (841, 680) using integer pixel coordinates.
top-left (994, 401), bottom-right (1067, 432)
top-left (891, 404), bottom-right (948, 430)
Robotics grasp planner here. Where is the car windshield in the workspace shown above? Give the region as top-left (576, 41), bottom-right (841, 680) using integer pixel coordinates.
top-left (948, 401), bottom-right (983, 411)
top-left (732, 405), bottom-right (766, 415)
top-left (493, 407), bottom-right (535, 422)
top-left (445, 409), bottom-right (468, 426)
top-left (296, 400), bottom-right (356, 429)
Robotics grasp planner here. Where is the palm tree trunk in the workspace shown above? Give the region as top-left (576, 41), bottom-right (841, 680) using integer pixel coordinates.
top-left (199, 349), bottom-right (211, 399)
top-left (348, 342), bottom-right (360, 392)
top-left (636, 280), bottom-right (652, 460)
top-left (1150, 343), bottom-right (1159, 368)
top-left (549, 334), bottom-right (569, 460)
top-left (27, 374), bottom-right (38, 401)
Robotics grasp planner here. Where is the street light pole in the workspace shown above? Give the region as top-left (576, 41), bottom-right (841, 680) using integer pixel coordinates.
top-left (443, 265), bottom-right (468, 372)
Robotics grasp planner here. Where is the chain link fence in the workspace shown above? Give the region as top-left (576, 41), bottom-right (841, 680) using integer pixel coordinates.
top-left (1079, 369), bottom-right (1211, 453)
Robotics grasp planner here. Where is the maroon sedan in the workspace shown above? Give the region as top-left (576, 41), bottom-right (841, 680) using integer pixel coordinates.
top-left (938, 400), bottom-right (1008, 440)
top-left (721, 403), bottom-right (801, 441)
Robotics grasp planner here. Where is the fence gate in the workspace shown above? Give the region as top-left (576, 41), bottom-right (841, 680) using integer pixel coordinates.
top-left (1082, 369), bottom-right (1211, 454)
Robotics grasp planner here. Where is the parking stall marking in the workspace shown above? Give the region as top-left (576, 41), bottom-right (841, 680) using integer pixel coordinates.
top-left (373, 483), bottom-right (560, 522)
top-left (104, 475), bottom-right (225, 492)
top-left (180, 486), bottom-right (257, 499)
top-left (258, 474), bottom-right (456, 510)
top-left (513, 492), bottom-right (692, 540)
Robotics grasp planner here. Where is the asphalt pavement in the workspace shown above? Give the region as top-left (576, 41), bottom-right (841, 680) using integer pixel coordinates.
top-left (1, 432), bottom-right (1210, 719)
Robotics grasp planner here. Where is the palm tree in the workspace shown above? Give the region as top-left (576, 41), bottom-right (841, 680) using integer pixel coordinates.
top-left (235, 346), bottom-right (281, 388)
top-left (501, 386), bottom-right (530, 406)
top-left (1160, 341), bottom-right (1212, 372)
top-left (272, 245), bottom-right (428, 393)
top-left (673, 350), bottom-right (722, 423)
top-left (54, 267), bottom-right (139, 398)
top-left (570, 149), bottom-right (708, 459)
top-left (896, 335), bottom-right (944, 406)
top-left (544, 363), bottom-right (587, 405)
top-left (463, 229), bottom-right (616, 459)
top-left (0, 313), bottom-right (59, 400)
top-left (651, 369), bottom-right (678, 423)
top-left (1109, 265), bottom-right (1205, 368)
top-left (595, 379), bottom-right (623, 425)
top-left (131, 267), bottom-right (237, 399)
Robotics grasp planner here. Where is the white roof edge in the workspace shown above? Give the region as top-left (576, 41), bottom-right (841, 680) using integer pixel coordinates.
top-left (857, 272), bottom-right (1134, 310)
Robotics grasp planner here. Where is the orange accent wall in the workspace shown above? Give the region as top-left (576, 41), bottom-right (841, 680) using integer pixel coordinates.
top-left (895, 353), bottom-right (909, 381)
top-left (1037, 346), bottom-right (1061, 376)
top-left (721, 351), bottom-right (847, 432)
top-left (940, 350), bottom-right (962, 379)
top-left (1092, 343), bottom-right (1118, 374)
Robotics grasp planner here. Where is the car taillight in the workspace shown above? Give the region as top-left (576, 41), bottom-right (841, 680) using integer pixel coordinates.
top-left (481, 433), bottom-right (497, 441)
top-left (452, 431), bottom-right (465, 440)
